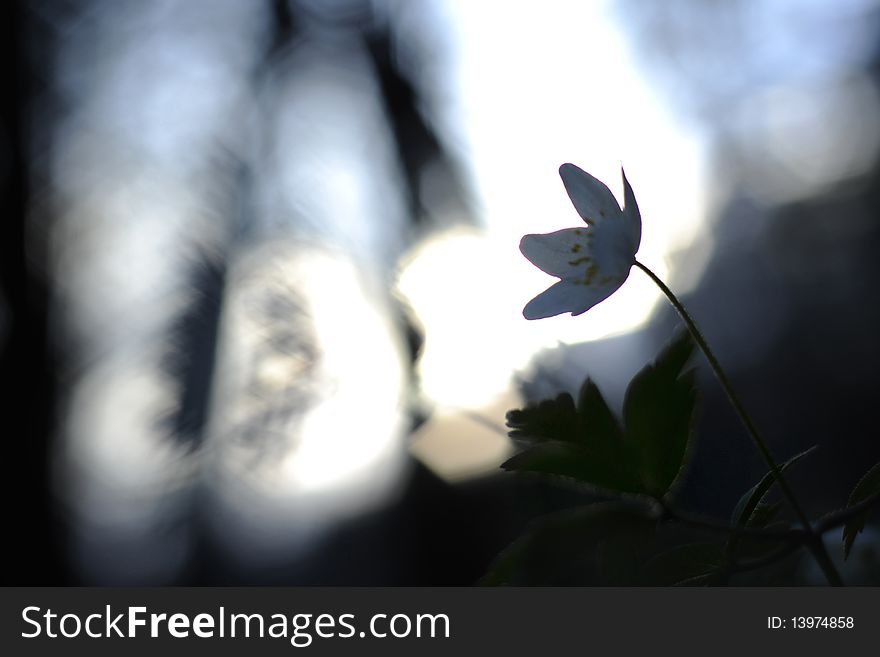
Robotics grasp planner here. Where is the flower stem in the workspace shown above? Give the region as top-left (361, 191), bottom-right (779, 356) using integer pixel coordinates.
top-left (633, 260), bottom-right (843, 586)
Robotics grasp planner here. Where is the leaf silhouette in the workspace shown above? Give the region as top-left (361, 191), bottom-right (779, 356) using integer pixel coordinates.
top-left (725, 447), bottom-right (815, 561)
top-left (842, 461), bottom-right (880, 559)
top-left (480, 502), bottom-right (657, 585)
top-left (503, 381), bottom-right (642, 494)
top-left (730, 446), bottom-right (816, 531)
top-left (504, 332), bottom-right (697, 498)
top-left (506, 393), bottom-right (580, 445)
top-left (622, 331), bottom-right (697, 497)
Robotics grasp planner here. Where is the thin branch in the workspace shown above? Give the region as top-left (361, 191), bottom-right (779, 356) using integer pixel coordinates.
top-left (634, 260), bottom-right (843, 586)
top-left (662, 488), bottom-right (880, 546)
top-left (815, 489), bottom-right (880, 534)
top-left (659, 504), bottom-right (806, 542)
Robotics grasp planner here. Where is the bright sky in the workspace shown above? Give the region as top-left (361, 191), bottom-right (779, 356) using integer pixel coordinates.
top-left (398, 0), bottom-right (709, 410)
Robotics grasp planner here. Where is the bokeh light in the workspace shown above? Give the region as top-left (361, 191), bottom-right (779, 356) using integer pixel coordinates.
top-left (11, 0), bottom-right (880, 584)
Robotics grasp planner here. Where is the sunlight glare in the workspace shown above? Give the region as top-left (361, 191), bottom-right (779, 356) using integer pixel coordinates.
top-left (398, 1), bottom-right (708, 412)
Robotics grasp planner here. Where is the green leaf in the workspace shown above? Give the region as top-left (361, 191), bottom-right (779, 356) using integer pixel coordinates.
top-left (506, 393), bottom-right (580, 445)
top-left (577, 379), bottom-right (624, 448)
top-left (622, 331), bottom-right (697, 497)
top-left (730, 446), bottom-right (817, 529)
top-left (842, 461), bottom-right (880, 559)
top-left (480, 502), bottom-right (657, 585)
top-left (640, 542), bottom-right (725, 586)
top-left (500, 440), bottom-right (644, 495)
top-left (745, 501), bottom-right (783, 529)
top-left (503, 380), bottom-right (643, 495)
top-left (726, 447), bottom-right (815, 560)
top-left (504, 333), bottom-right (697, 498)
top-left (596, 518), bottom-right (659, 585)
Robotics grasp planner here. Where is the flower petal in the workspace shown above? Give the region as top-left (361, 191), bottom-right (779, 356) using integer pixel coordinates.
top-left (621, 168), bottom-right (642, 254)
top-left (522, 277), bottom-right (626, 320)
top-left (520, 228), bottom-right (595, 279)
top-left (559, 163), bottom-right (622, 226)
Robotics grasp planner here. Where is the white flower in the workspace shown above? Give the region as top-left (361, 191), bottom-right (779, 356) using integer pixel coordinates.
top-left (520, 163), bottom-right (641, 319)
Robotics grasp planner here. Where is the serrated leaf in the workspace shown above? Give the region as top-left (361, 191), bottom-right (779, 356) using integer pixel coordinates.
top-left (577, 379), bottom-right (623, 446)
top-left (730, 446), bottom-right (816, 529)
top-left (726, 447), bottom-right (815, 559)
top-left (503, 379), bottom-right (643, 494)
top-left (500, 440), bottom-right (645, 494)
top-left (747, 501), bottom-right (783, 529)
top-left (480, 502), bottom-right (657, 585)
top-left (573, 380), bottom-right (642, 491)
top-left (640, 542), bottom-right (725, 586)
top-left (506, 393), bottom-right (580, 445)
top-left (842, 461), bottom-right (880, 559)
top-left (622, 331), bottom-right (696, 497)
top-left (504, 333), bottom-right (696, 498)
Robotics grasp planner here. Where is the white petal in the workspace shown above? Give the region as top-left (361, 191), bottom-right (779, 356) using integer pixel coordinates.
top-left (522, 277), bottom-right (625, 320)
top-left (587, 217), bottom-right (634, 278)
top-left (520, 229), bottom-right (595, 278)
top-left (621, 168), bottom-right (642, 254)
top-left (559, 163), bottom-right (622, 226)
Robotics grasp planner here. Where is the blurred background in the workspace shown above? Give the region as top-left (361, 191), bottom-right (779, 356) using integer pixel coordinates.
top-left (3, 0), bottom-right (880, 584)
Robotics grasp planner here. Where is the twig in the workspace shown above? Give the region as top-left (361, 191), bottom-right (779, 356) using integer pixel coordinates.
top-left (662, 488), bottom-right (880, 546)
top-left (815, 489), bottom-right (880, 534)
